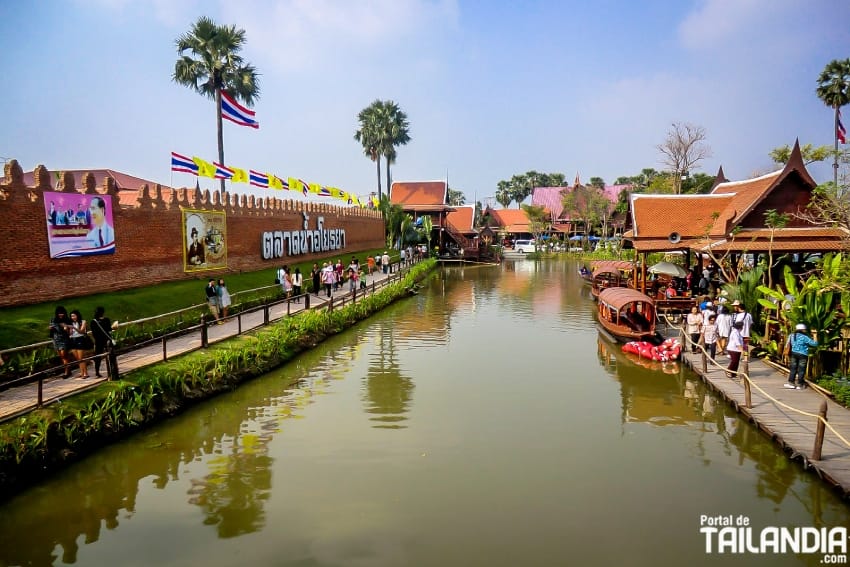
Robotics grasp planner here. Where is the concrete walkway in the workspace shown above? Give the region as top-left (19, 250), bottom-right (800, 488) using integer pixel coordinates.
top-left (0, 265), bottom-right (406, 422)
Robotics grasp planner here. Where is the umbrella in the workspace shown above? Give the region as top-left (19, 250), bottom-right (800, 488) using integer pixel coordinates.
top-left (648, 261), bottom-right (688, 278)
top-left (569, 235), bottom-right (583, 241)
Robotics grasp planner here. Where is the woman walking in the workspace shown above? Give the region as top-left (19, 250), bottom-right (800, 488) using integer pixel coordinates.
top-left (68, 309), bottom-right (90, 378)
top-left (726, 321), bottom-right (744, 378)
top-left (217, 279), bottom-right (232, 319)
top-left (686, 306), bottom-right (703, 354)
top-left (292, 268), bottom-right (303, 302)
top-left (311, 263), bottom-right (321, 296)
top-left (90, 306), bottom-right (113, 378)
top-left (49, 306), bottom-right (74, 378)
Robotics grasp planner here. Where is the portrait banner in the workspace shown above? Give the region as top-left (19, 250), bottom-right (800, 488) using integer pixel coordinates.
top-left (44, 192), bottom-right (116, 258)
top-left (183, 209), bottom-right (227, 272)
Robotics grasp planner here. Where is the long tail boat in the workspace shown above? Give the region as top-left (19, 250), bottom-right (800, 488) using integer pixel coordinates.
top-left (597, 287), bottom-right (661, 343)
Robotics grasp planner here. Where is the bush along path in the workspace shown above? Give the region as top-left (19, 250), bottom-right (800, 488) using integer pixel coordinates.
top-left (0, 259), bottom-right (437, 501)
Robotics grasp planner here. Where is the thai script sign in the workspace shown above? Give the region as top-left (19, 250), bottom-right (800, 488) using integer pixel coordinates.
top-left (261, 213), bottom-right (346, 260)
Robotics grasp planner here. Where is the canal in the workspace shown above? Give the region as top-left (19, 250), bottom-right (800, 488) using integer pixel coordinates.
top-left (1, 260), bottom-right (848, 566)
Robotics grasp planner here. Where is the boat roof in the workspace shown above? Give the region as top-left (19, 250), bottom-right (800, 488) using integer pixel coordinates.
top-left (598, 287), bottom-right (655, 309)
top-left (590, 260), bottom-right (634, 271)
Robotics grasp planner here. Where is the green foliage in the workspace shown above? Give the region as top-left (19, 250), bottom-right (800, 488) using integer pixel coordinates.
top-left (816, 373), bottom-right (850, 407)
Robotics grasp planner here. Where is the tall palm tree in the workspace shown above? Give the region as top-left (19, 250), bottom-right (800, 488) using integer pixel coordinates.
top-left (381, 101), bottom-right (410, 197)
top-left (173, 16), bottom-right (260, 199)
top-left (816, 58), bottom-right (850, 188)
top-left (354, 99), bottom-right (411, 201)
top-left (354, 102), bottom-right (384, 199)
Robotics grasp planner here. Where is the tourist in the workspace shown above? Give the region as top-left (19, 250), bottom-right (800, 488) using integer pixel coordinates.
top-left (701, 313), bottom-right (719, 360)
top-left (283, 266), bottom-right (293, 299)
top-left (726, 321), bottom-right (744, 377)
top-left (367, 255), bottom-right (376, 275)
top-left (334, 259), bottom-right (344, 290)
top-left (732, 300), bottom-right (753, 351)
top-left (49, 305), bottom-right (74, 378)
top-left (217, 279), bottom-right (231, 319)
top-left (321, 262), bottom-right (334, 297)
top-left (68, 309), bottom-right (91, 378)
top-left (686, 306), bottom-right (704, 354)
top-left (784, 323), bottom-right (818, 390)
top-left (205, 279), bottom-right (220, 321)
top-left (400, 247), bottom-right (406, 265)
top-left (665, 282), bottom-right (677, 298)
top-left (292, 268), bottom-right (303, 302)
top-left (90, 306), bottom-right (113, 378)
top-left (716, 305), bottom-right (732, 355)
top-left (311, 263), bottom-right (321, 296)
top-left (381, 251), bottom-right (390, 274)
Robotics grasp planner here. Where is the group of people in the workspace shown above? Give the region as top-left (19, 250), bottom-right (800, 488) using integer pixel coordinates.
top-left (205, 279), bottom-right (232, 322)
top-left (276, 266), bottom-right (303, 301)
top-left (49, 305), bottom-right (114, 378)
top-left (311, 257), bottom-right (366, 298)
top-left (685, 297), bottom-right (817, 388)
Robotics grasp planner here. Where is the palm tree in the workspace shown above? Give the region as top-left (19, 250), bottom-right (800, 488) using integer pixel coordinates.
top-left (354, 101), bottom-right (384, 199)
top-left (816, 58), bottom-right (850, 187)
top-left (354, 100), bottom-right (411, 200)
top-left (173, 16), bottom-right (260, 199)
top-left (495, 181), bottom-right (512, 208)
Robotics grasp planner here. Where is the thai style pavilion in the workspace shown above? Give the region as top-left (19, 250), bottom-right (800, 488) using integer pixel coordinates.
top-left (623, 140), bottom-right (849, 291)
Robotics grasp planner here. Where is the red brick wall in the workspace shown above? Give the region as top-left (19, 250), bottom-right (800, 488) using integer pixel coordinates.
top-left (0, 162), bottom-right (385, 307)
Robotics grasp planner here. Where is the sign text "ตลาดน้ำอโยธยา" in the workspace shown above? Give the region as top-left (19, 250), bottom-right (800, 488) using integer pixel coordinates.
top-left (261, 213), bottom-right (346, 260)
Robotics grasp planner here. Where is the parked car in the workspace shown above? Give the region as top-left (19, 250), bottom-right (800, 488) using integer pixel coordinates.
top-left (514, 239), bottom-right (536, 253)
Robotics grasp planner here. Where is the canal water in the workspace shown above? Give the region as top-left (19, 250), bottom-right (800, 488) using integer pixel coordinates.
top-left (1, 260), bottom-right (848, 566)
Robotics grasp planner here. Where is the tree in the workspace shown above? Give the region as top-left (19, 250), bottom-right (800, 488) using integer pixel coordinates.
top-left (354, 104), bottom-right (383, 199)
top-left (354, 99), bottom-right (411, 200)
top-left (495, 181), bottom-right (512, 208)
top-left (656, 122), bottom-right (712, 194)
top-left (521, 204), bottom-right (548, 251)
top-left (769, 143), bottom-right (833, 166)
top-left (588, 177), bottom-right (605, 189)
top-left (562, 184), bottom-right (609, 245)
top-left (447, 188), bottom-right (466, 205)
top-left (816, 59), bottom-right (850, 188)
top-left (420, 215), bottom-right (433, 252)
top-left (173, 16), bottom-right (260, 200)
top-left (681, 172), bottom-right (715, 194)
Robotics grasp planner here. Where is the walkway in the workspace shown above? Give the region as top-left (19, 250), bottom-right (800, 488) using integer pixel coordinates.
top-left (674, 336), bottom-right (850, 498)
top-left (0, 266), bottom-right (404, 422)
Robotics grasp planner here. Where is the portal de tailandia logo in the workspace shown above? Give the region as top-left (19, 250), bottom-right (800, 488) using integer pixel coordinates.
top-left (700, 515), bottom-right (848, 563)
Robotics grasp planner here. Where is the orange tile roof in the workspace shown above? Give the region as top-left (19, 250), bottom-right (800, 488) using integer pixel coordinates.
top-left (488, 208), bottom-right (531, 232)
top-left (630, 194), bottom-right (735, 239)
top-left (703, 227), bottom-right (850, 252)
top-left (390, 181), bottom-right (446, 206)
top-left (446, 205), bottom-right (475, 233)
top-left (710, 170), bottom-right (782, 224)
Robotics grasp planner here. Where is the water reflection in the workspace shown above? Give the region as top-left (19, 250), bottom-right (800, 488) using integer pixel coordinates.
top-left (364, 319), bottom-right (415, 428)
top-left (595, 333), bottom-right (840, 520)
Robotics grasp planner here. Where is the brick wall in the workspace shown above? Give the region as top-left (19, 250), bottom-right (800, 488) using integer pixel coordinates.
top-left (0, 161), bottom-right (385, 307)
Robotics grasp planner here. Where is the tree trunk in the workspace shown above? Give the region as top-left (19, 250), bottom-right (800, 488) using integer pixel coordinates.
top-left (216, 88), bottom-right (225, 200)
top-left (385, 155), bottom-right (392, 200)
top-left (375, 158), bottom-right (382, 201)
top-left (834, 105), bottom-right (840, 189)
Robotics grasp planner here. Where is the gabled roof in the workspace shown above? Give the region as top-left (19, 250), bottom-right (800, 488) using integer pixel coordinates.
top-left (488, 208), bottom-right (531, 232)
top-left (710, 170), bottom-right (782, 224)
top-left (629, 193), bottom-right (735, 239)
top-left (446, 205), bottom-right (476, 234)
top-left (390, 180), bottom-right (446, 206)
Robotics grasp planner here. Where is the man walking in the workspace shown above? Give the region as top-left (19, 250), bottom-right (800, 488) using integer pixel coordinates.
top-left (784, 323), bottom-right (818, 390)
top-left (205, 279), bottom-right (220, 322)
top-left (381, 251), bottom-right (390, 274)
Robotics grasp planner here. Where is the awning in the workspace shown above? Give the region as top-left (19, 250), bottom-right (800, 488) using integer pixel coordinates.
top-left (598, 287), bottom-right (655, 310)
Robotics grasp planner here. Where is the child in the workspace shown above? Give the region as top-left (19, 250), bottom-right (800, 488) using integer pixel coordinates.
top-left (701, 314), bottom-right (719, 360)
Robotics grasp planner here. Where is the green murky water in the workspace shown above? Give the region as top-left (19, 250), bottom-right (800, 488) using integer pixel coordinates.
top-left (0, 260), bottom-right (848, 566)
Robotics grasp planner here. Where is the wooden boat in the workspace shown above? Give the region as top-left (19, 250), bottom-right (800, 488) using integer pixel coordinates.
top-left (597, 287), bottom-right (661, 343)
top-left (589, 261), bottom-right (634, 300)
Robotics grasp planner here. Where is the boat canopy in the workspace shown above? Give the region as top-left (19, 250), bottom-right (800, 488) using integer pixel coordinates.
top-left (598, 287), bottom-right (655, 310)
top-left (590, 260), bottom-right (634, 271)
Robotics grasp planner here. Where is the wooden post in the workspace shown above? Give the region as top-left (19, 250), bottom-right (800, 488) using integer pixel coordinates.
top-left (162, 336), bottom-right (168, 362)
top-left (305, 293), bottom-right (310, 310)
top-left (107, 341), bottom-right (118, 381)
top-left (742, 351), bottom-right (749, 376)
top-left (200, 315), bottom-right (208, 348)
top-left (328, 296), bottom-right (333, 312)
top-left (287, 298), bottom-right (291, 317)
top-left (701, 350), bottom-right (707, 373)
top-left (812, 400), bottom-right (828, 461)
top-left (237, 313), bottom-right (242, 335)
top-left (744, 376), bottom-right (752, 409)
top-left (37, 377), bottom-right (43, 407)
top-left (263, 302), bottom-right (269, 325)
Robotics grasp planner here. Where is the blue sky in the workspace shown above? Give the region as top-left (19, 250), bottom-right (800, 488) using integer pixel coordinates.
top-left (2, 0), bottom-right (848, 206)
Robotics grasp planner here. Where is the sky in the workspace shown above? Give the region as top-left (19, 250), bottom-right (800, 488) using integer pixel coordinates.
top-left (1, 0), bottom-right (848, 207)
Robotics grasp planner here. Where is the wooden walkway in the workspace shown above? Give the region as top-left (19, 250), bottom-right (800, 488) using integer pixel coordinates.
top-left (676, 342), bottom-right (850, 498)
top-left (0, 268), bottom-right (401, 422)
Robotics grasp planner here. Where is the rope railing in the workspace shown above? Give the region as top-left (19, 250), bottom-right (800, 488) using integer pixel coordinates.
top-left (663, 314), bottom-right (850, 454)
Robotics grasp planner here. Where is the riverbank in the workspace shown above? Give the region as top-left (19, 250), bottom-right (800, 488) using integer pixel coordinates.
top-left (0, 259), bottom-right (436, 501)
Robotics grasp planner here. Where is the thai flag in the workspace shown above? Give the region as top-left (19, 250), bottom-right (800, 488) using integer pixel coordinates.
top-left (318, 186), bottom-right (332, 197)
top-left (839, 109), bottom-right (846, 144)
top-left (171, 152), bottom-right (198, 175)
top-left (299, 179), bottom-right (310, 196)
top-left (214, 162), bottom-right (234, 180)
top-left (221, 91), bottom-right (259, 129)
top-left (249, 170), bottom-right (269, 188)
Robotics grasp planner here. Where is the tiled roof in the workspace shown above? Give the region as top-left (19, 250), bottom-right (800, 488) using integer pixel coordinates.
top-left (710, 170), bottom-right (782, 224)
top-left (703, 227), bottom-right (850, 252)
top-left (446, 205), bottom-right (475, 234)
top-left (532, 184), bottom-right (630, 221)
top-left (488, 208), bottom-right (531, 232)
top-left (390, 181), bottom-right (446, 206)
top-left (630, 194), bottom-right (735, 239)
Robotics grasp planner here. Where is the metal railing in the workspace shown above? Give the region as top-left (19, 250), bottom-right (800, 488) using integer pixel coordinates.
top-left (0, 258), bottom-right (416, 411)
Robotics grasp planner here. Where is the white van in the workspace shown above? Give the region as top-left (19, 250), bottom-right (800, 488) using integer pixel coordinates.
top-left (514, 239), bottom-right (536, 253)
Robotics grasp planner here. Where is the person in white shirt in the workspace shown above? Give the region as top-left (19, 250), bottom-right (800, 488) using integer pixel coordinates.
top-left (731, 300), bottom-right (753, 350)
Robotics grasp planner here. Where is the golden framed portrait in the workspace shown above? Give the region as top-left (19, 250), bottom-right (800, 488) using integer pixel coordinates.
top-left (183, 209), bottom-right (227, 272)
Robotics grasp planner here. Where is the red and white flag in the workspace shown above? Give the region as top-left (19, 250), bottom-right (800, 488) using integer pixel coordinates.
top-left (838, 109), bottom-right (846, 144)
